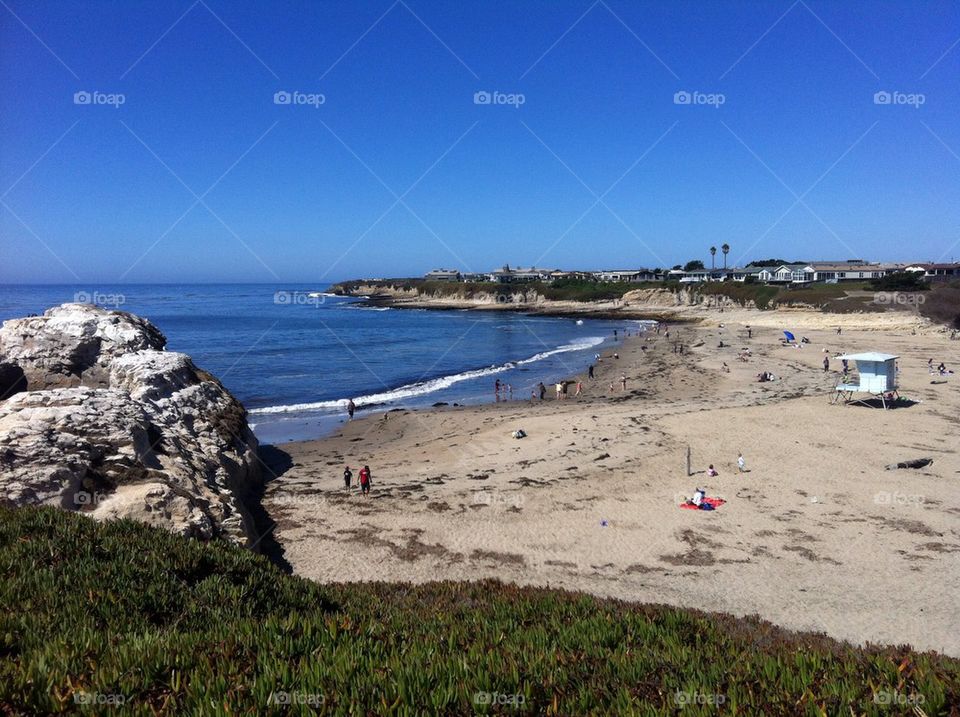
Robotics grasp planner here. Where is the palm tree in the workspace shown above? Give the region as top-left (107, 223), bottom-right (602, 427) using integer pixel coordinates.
top-left (709, 246), bottom-right (717, 270)
top-left (721, 243), bottom-right (730, 270)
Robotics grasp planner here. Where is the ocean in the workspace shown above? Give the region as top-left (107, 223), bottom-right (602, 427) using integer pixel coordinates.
top-left (0, 284), bottom-right (653, 443)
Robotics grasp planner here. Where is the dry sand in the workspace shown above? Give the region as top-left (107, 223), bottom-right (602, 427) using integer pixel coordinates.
top-left (263, 307), bottom-right (960, 656)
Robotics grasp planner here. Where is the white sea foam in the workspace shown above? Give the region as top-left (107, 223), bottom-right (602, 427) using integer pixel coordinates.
top-left (249, 335), bottom-right (604, 415)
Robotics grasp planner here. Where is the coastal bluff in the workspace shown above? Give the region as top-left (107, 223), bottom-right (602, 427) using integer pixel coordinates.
top-left (0, 304), bottom-right (261, 545)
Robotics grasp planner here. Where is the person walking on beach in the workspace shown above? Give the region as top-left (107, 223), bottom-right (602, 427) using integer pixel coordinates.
top-left (359, 465), bottom-right (371, 496)
top-left (620, 373), bottom-right (627, 391)
top-left (555, 381), bottom-right (563, 400)
top-left (836, 326), bottom-right (842, 335)
top-left (822, 355), bottom-right (830, 372)
top-left (588, 364), bottom-right (594, 379)
top-left (343, 465), bottom-right (353, 491)
top-left (737, 453), bottom-right (746, 474)
top-left (347, 399), bottom-right (356, 420)
top-left (575, 380), bottom-right (583, 397)
top-left (538, 382), bottom-right (546, 400)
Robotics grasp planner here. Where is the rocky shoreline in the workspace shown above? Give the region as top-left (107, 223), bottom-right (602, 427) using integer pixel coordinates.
top-left (0, 304), bottom-right (262, 546)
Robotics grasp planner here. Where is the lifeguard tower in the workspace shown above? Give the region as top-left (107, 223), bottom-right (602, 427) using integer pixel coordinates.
top-left (832, 352), bottom-right (899, 408)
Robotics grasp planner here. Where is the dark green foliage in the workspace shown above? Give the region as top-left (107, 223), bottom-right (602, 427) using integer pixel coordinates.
top-left (870, 272), bottom-right (930, 292)
top-left (747, 259), bottom-right (794, 267)
top-left (699, 282), bottom-right (781, 310)
top-left (683, 260), bottom-right (705, 271)
top-left (2, 506), bottom-right (959, 715)
top-left (918, 281), bottom-right (960, 329)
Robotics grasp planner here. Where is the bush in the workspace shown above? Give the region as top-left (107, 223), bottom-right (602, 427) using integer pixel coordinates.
top-left (2, 506), bottom-right (958, 714)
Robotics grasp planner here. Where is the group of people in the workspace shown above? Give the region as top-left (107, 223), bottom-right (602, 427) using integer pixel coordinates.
top-left (928, 359), bottom-right (952, 376)
top-left (342, 465), bottom-right (372, 495)
top-left (494, 379), bottom-right (514, 401)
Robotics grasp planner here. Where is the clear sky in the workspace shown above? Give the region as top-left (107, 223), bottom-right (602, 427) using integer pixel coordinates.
top-left (1, 0), bottom-right (959, 283)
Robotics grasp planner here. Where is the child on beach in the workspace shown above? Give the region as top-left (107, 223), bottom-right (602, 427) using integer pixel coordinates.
top-left (707, 465), bottom-right (719, 477)
top-left (575, 381), bottom-right (583, 396)
top-left (737, 453), bottom-right (745, 473)
top-left (343, 465), bottom-right (353, 490)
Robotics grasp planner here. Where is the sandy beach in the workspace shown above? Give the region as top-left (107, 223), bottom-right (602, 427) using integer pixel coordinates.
top-left (263, 306), bottom-right (960, 657)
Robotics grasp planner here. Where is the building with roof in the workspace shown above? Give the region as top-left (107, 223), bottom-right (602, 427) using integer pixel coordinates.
top-left (424, 269), bottom-right (461, 281)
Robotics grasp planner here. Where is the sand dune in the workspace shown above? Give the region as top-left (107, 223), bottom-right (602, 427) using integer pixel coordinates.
top-left (264, 308), bottom-right (960, 656)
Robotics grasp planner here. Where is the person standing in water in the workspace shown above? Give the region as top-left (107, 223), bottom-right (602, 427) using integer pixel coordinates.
top-left (343, 465), bottom-right (353, 491)
top-left (347, 398), bottom-right (356, 420)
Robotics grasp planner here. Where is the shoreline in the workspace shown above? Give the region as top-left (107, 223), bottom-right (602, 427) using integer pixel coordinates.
top-left (261, 308), bottom-right (960, 656)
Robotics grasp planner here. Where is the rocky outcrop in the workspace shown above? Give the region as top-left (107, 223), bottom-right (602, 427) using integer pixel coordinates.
top-left (0, 304), bottom-right (261, 545)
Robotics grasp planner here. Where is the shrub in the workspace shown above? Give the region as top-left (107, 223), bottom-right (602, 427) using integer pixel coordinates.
top-left (2, 506), bottom-right (958, 714)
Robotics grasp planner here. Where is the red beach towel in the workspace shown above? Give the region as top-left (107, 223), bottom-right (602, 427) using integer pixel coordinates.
top-left (679, 497), bottom-right (726, 510)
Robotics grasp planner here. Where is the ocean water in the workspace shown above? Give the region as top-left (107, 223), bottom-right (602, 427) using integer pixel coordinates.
top-left (0, 284), bottom-right (653, 443)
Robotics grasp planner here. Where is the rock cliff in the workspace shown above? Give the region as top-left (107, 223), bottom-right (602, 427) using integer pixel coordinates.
top-left (0, 304), bottom-right (261, 545)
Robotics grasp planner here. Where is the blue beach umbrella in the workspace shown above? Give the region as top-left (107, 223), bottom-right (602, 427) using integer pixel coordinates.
top-left (783, 330), bottom-right (796, 342)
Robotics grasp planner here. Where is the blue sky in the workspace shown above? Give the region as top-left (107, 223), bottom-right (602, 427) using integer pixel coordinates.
top-left (1, 0), bottom-right (959, 283)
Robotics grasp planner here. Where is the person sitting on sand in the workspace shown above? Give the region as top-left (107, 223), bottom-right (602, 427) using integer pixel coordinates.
top-left (722, 362), bottom-right (730, 373)
top-left (707, 465), bottom-right (719, 477)
top-left (688, 487), bottom-right (706, 507)
top-left (343, 465), bottom-right (353, 491)
top-left (939, 362), bottom-right (952, 375)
